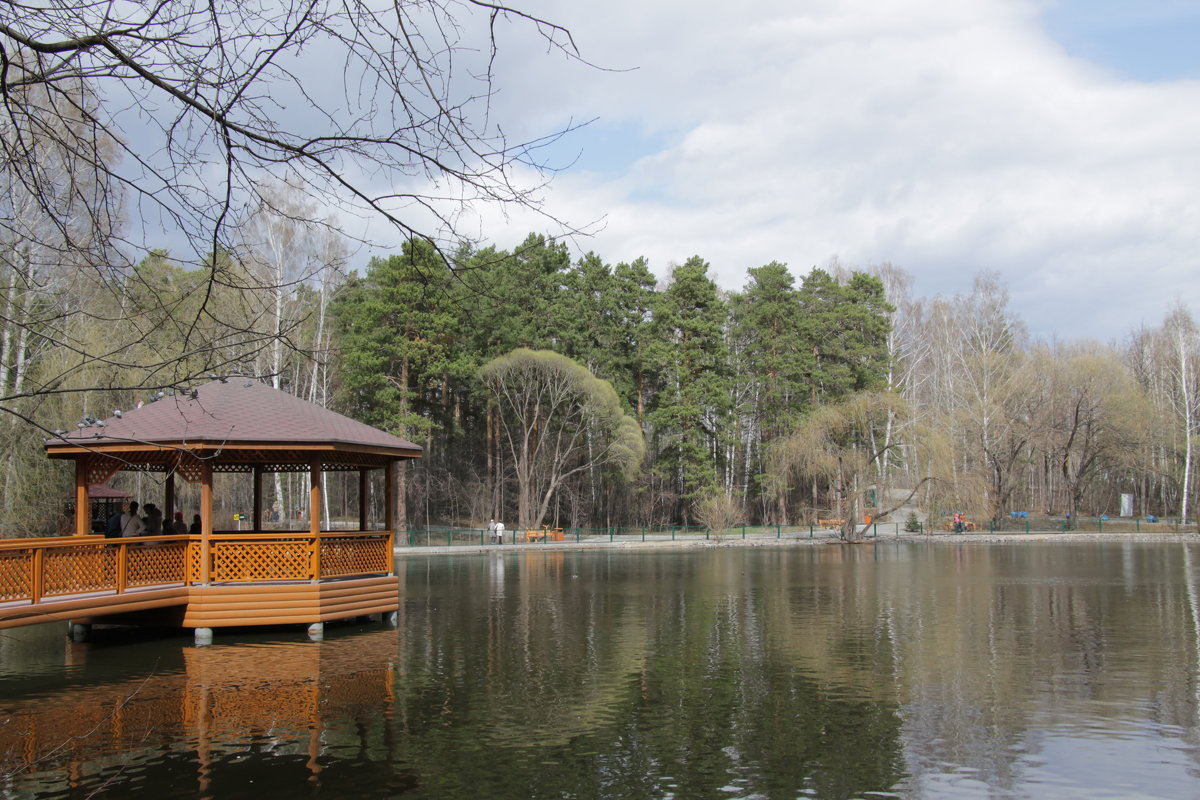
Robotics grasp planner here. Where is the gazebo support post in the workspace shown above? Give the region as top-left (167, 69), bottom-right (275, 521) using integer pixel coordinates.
top-left (165, 470), bottom-right (176, 523)
top-left (385, 461), bottom-right (396, 540)
top-left (359, 469), bottom-right (369, 531)
top-left (200, 460), bottom-right (213, 585)
top-left (252, 466), bottom-right (263, 532)
top-left (73, 460), bottom-right (89, 536)
top-left (310, 456), bottom-right (322, 582)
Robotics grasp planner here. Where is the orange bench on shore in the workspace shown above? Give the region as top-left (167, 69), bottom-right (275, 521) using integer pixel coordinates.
top-left (520, 528), bottom-right (564, 542)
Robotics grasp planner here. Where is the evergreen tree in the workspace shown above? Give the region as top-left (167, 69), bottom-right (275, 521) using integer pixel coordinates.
top-left (465, 233), bottom-right (572, 357)
top-left (648, 257), bottom-right (732, 522)
top-left (611, 257), bottom-right (659, 422)
top-left (729, 262), bottom-right (809, 521)
top-left (332, 239), bottom-right (464, 441)
top-left (796, 268), bottom-right (893, 404)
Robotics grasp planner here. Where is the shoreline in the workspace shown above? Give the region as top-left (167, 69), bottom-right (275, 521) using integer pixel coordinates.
top-left (394, 529), bottom-right (1200, 556)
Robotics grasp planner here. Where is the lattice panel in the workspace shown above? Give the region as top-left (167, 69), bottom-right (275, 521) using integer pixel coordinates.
top-left (175, 454), bottom-right (206, 483)
top-left (320, 538), bottom-right (390, 577)
top-left (212, 541), bottom-right (311, 582)
top-left (43, 546), bottom-right (115, 597)
top-left (187, 540), bottom-right (202, 582)
top-left (126, 543), bottom-right (188, 586)
top-left (0, 550), bottom-right (32, 602)
top-left (213, 463), bottom-right (253, 474)
top-left (86, 456), bottom-right (124, 485)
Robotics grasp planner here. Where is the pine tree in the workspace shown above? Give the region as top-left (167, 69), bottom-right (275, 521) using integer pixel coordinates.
top-left (648, 257), bottom-right (732, 523)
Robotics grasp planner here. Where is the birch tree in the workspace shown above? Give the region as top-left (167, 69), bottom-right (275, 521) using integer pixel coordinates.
top-left (1162, 307), bottom-right (1200, 521)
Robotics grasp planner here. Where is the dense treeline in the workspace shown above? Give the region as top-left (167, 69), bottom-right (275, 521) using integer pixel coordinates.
top-left (2, 227), bottom-right (1197, 536)
top-left (330, 236), bottom-right (893, 530)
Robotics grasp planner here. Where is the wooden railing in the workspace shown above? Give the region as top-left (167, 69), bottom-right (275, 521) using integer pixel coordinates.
top-left (0, 535), bottom-right (189, 604)
top-left (0, 532), bottom-right (394, 604)
top-left (202, 531), bottom-right (394, 582)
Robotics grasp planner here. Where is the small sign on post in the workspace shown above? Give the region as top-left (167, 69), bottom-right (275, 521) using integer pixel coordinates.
top-left (233, 512), bottom-right (246, 530)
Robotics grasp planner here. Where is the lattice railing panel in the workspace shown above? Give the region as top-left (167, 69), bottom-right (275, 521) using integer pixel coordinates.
top-left (127, 543), bottom-right (188, 586)
top-left (43, 546), bottom-right (115, 596)
top-left (0, 550), bottom-right (32, 602)
top-left (320, 537), bottom-right (390, 577)
top-left (212, 541), bottom-right (311, 582)
top-left (187, 540), bottom-right (202, 582)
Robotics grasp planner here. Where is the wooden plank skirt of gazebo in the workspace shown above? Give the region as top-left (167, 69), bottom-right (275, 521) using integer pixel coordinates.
top-left (0, 532), bottom-right (398, 630)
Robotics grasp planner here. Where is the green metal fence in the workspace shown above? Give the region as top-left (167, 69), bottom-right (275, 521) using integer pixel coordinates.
top-left (398, 517), bottom-right (1196, 548)
top-left (399, 523), bottom-right (853, 548)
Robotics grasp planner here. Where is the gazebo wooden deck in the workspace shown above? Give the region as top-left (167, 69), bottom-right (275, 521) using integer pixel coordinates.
top-left (0, 379), bottom-right (420, 643)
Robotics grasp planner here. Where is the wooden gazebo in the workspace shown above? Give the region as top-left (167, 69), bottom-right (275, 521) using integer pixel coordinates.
top-left (32, 378), bottom-right (421, 642)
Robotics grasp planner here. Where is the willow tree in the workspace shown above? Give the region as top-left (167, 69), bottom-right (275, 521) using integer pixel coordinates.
top-left (770, 392), bottom-right (934, 542)
top-left (481, 349), bottom-right (644, 530)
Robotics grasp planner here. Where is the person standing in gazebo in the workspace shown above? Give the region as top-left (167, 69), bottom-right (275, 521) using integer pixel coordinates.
top-left (121, 501), bottom-right (145, 537)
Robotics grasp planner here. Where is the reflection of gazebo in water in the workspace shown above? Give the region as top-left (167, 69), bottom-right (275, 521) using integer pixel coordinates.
top-left (35, 378), bottom-right (421, 642)
top-left (0, 629), bottom-right (399, 794)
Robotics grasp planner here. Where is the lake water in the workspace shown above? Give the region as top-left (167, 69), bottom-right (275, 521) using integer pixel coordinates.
top-left (1, 541), bottom-right (1199, 799)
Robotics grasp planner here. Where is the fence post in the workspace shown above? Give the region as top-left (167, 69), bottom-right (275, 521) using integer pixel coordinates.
top-left (32, 547), bottom-right (44, 603)
top-left (642, 527), bottom-right (646, 542)
top-left (1098, 517), bottom-right (1103, 532)
top-left (117, 541), bottom-right (129, 593)
top-left (809, 525), bottom-right (814, 538)
top-left (610, 527), bottom-right (614, 543)
top-left (777, 524), bottom-right (781, 539)
top-left (1136, 518), bottom-right (1140, 532)
top-left (742, 525), bottom-right (746, 539)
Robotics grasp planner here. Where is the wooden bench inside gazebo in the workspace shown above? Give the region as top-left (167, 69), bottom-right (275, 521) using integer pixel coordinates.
top-left (0, 378), bottom-right (420, 643)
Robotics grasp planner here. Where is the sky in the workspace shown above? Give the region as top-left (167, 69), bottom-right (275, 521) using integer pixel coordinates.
top-left (414, 0), bottom-right (1200, 343)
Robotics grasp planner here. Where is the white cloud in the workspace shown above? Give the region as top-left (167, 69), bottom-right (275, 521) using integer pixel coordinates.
top-left (388, 0), bottom-right (1200, 341)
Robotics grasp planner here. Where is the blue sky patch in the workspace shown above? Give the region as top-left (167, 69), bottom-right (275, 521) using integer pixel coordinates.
top-left (1039, 0), bottom-right (1200, 81)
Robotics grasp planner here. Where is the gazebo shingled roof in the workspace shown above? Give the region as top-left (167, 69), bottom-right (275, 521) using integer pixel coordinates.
top-left (45, 379), bottom-right (421, 473)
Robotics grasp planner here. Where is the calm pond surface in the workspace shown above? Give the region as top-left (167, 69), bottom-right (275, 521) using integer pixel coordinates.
top-left (2, 541), bottom-right (1200, 799)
